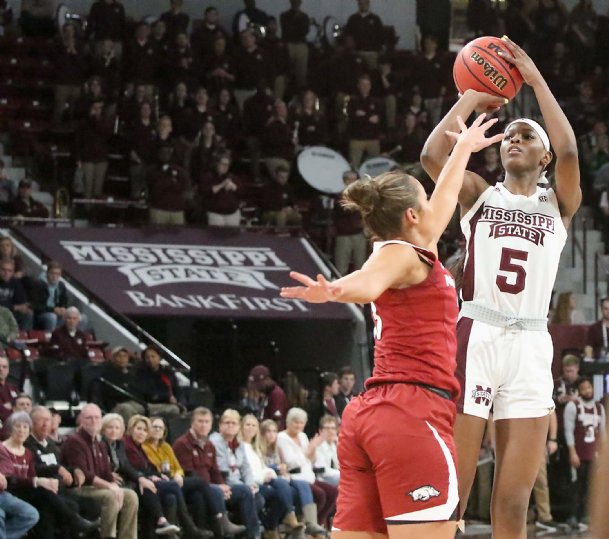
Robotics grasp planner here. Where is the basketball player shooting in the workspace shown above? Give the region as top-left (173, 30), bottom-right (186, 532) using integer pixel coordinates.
top-left (421, 36), bottom-right (581, 539)
top-left (280, 113), bottom-right (503, 539)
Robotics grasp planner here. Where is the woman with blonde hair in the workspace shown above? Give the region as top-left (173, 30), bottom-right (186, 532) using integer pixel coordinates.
top-left (240, 414), bottom-right (304, 539)
top-left (143, 416), bottom-right (240, 538)
top-left (260, 419), bottom-right (326, 538)
top-left (551, 291), bottom-right (585, 324)
top-left (101, 413), bottom-right (181, 537)
top-left (124, 415), bottom-right (210, 537)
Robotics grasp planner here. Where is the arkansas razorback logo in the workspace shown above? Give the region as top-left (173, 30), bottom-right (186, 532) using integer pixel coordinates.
top-left (408, 485), bottom-right (440, 501)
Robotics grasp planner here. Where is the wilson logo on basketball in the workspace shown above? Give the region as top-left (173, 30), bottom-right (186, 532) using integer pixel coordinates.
top-left (472, 386), bottom-right (492, 406)
top-left (408, 485), bottom-right (440, 502)
top-left (469, 51), bottom-right (508, 91)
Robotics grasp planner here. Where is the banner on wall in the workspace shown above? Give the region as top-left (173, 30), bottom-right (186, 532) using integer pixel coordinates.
top-left (17, 227), bottom-right (353, 320)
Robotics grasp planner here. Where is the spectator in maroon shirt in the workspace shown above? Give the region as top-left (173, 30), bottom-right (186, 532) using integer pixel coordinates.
top-left (234, 29), bottom-right (274, 110)
top-left (191, 6), bottom-right (231, 62)
top-left (472, 145), bottom-right (504, 186)
top-left (147, 144), bottom-right (189, 226)
top-left (202, 33), bottom-right (236, 95)
top-left (75, 99), bottom-right (112, 199)
top-left (262, 100), bottom-right (296, 177)
top-left (50, 307), bottom-right (89, 362)
top-left (1, 412), bottom-right (99, 538)
top-left (151, 19), bottom-right (171, 54)
top-left (291, 89), bottom-right (328, 147)
top-left (191, 121), bottom-right (224, 188)
top-left (123, 22), bottom-right (159, 101)
top-left (91, 40), bottom-right (122, 108)
top-left (261, 17), bottom-right (290, 100)
top-left (386, 112), bottom-right (427, 165)
top-left (280, 0), bottom-right (310, 89)
top-left (247, 365), bottom-right (290, 430)
top-left (160, 0), bottom-right (191, 43)
top-left (167, 82), bottom-right (192, 135)
top-left (333, 170), bottom-right (367, 275)
top-left (242, 80), bottom-right (275, 180)
top-left (60, 403), bottom-right (138, 539)
top-left (415, 34), bottom-right (448, 127)
top-left (213, 88), bottom-right (242, 149)
top-left (87, 0), bottom-right (126, 57)
top-left (172, 407), bottom-right (255, 538)
top-left (344, 0), bottom-right (385, 68)
top-left (325, 34), bottom-right (367, 98)
top-left (169, 32), bottom-right (198, 89)
top-left (129, 101), bottom-right (157, 199)
top-left (262, 166), bottom-right (302, 227)
top-left (51, 23), bottom-right (88, 124)
top-left (0, 356), bottom-right (18, 426)
top-left (347, 73), bottom-right (382, 168)
top-left (178, 86), bottom-right (215, 150)
top-left (10, 180), bottom-right (49, 220)
top-left (202, 152), bottom-right (241, 227)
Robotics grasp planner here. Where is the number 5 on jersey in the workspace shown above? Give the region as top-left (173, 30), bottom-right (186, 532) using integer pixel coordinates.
top-left (497, 247), bottom-right (528, 294)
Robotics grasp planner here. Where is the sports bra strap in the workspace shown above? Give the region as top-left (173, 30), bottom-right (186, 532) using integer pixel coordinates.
top-left (373, 240), bottom-right (437, 265)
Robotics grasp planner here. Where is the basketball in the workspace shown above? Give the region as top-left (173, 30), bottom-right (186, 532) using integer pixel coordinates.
top-left (453, 36), bottom-right (524, 100)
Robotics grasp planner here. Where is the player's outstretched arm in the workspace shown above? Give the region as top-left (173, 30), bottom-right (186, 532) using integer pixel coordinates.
top-left (280, 244), bottom-right (421, 305)
top-left (499, 36), bottom-right (581, 222)
top-left (427, 113), bottom-right (504, 243)
top-left (420, 90), bottom-right (504, 210)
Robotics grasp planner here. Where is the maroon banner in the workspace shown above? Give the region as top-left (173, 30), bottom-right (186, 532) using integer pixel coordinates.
top-left (17, 227), bottom-right (353, 320)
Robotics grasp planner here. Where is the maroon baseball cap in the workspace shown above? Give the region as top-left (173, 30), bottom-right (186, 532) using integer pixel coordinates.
top-left (248, 365), bottom-right (271, 391)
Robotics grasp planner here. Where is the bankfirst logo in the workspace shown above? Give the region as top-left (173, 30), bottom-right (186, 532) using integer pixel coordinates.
top-left (60, 241), bottom-right (308, 313)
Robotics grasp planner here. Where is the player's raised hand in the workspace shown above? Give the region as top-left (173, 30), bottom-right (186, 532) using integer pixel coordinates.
top-left (497, 36), bottom-right (543, 87)
top-left (445, 114), bottom-right (505, 153)
top-left (280, 272), bottom-right (342, 303)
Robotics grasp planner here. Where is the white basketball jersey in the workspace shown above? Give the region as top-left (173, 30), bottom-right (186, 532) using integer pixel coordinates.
top-left (461, 183), bottom-right (567, 318)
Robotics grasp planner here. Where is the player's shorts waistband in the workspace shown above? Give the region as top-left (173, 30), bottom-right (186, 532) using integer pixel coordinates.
top-left (366, 381), bottom-right (452, 401)
top-left (461, 301), bottom-right (548, 331)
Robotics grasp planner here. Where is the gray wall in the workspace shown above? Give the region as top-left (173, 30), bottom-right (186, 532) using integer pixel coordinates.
top-left (8, 0), bottom-right (417, 48)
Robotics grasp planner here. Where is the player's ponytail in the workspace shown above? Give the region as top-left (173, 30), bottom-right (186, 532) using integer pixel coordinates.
top-left (342, 170), bottom-right (420, 241)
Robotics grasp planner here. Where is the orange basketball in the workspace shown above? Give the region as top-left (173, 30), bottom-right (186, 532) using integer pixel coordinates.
top-left (453, 36), bottom-right (523, 100)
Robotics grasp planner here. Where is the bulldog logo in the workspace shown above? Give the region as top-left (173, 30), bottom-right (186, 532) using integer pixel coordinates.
top-left (408, 485), bottom-right (440, 502)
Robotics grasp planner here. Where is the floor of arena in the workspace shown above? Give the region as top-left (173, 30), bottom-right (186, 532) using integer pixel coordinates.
top-left (463, 522), bottom-right (591, 537)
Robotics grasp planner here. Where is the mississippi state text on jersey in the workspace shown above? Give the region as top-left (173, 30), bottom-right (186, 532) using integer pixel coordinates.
top-left (461, 183), bottom-right (567, 319)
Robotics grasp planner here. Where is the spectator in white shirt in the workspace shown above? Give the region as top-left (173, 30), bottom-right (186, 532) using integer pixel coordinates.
top-left (276, 408), bottom-right (337, 530)
top-left (313, 416), bottom-right (339, 487)
top-left (239, 414), bottom-right (304, 539)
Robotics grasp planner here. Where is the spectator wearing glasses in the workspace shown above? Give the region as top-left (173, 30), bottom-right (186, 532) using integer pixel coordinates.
top-left (209, 409), bottom-right (262, 539)
top-left (100, 413), bottom-right (182, 538)
top-left (1, 411), bottom-right (99, 538)
top-left (313, 416), bottom-right (339, 487)
top-left (172, 407), bottom-right (252, 538)
top-left (60, 403), bottom-right (139, 539)
top-left (144, 416), bottom-right (227, 538)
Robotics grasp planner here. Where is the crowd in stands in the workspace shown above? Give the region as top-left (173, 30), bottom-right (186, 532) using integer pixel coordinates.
top-left (0, 0), bottom-right (607, 267)
top-left (0, 356), bottom-right (357, 539)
